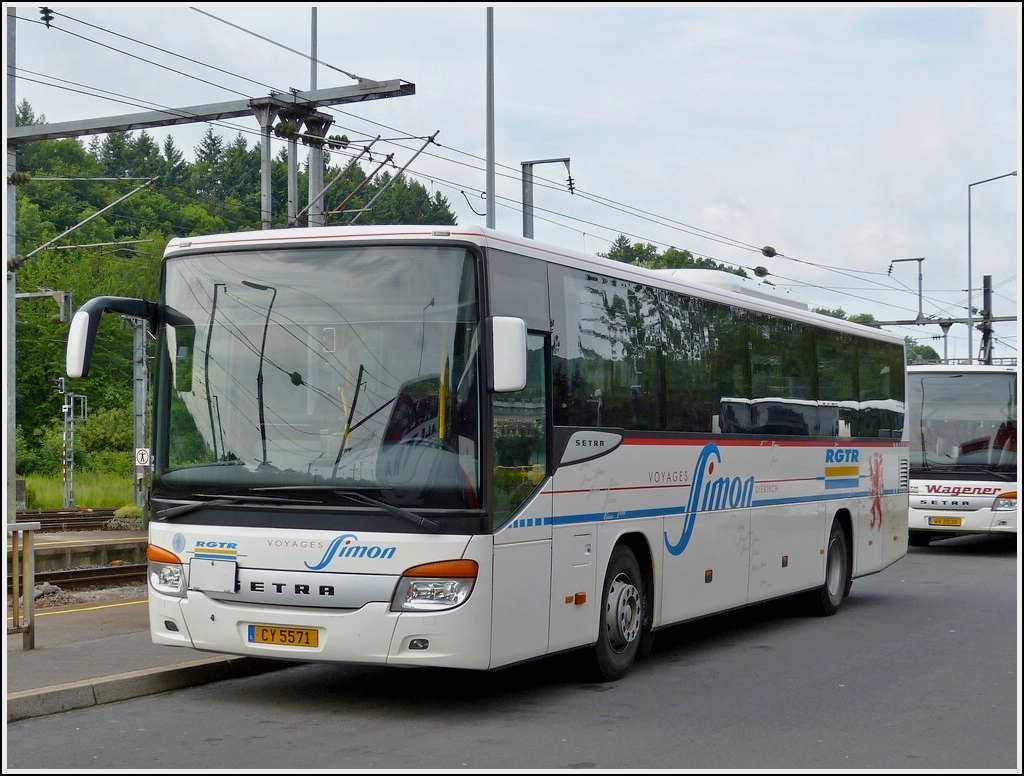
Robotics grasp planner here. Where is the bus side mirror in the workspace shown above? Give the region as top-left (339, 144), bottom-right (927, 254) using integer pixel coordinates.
top-left (489, 316), bottom-right (527, 393)
top-left (66, 296), bottom-right (155, 379)
top-left (66, 308), bottom-right (98, 379)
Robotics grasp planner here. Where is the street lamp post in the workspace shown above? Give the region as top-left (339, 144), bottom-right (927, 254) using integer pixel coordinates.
top-left (967, 171), bottom-right (1017, 363)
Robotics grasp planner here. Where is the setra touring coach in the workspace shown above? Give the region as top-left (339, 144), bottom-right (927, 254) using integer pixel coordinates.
top-left (66, 224), bottom-right (909, 680)
top-left (906, 362), bottom-right (1016, 546)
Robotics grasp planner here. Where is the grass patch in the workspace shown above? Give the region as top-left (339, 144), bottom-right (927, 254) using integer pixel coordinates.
top-left (22, 473), bottom-right (135, 511)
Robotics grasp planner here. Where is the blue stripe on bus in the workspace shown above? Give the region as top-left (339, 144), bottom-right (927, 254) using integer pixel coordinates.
top-left (824, 477), bottom-right (860, 489)
top-left (508, 488), bottom-right (905, 529)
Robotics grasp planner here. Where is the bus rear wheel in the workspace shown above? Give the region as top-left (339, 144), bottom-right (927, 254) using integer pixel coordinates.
top-left (592, 545), bottom-right (645, 682)
top-left (812, 520), bottom-right (850, 616)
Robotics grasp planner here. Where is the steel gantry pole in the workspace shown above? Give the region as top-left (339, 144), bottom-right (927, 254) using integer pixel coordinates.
top-left (521, 158), bottom-right (571, 239)
top-left (967, 171), bottom-right (1016, 363)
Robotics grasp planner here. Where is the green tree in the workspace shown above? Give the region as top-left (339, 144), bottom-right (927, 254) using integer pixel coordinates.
top-left (353, 171), bottom-right (456, 225)
top-left (127, 132), bottom-right (166, 179)
top-left (813, 307), bottom-right (849, 320)
top-left (189, 128), bottom-right (226, 201)
top-left (906, 339), bottom-right (942, 364)
top-left (218, 134), bottom-right (262, 229)
top-left (96, 132), bottom-right (132, 177)
top-left (320, 155), bottom-right (374, 224)
top-left (603, 234), bottom-right (638, 262)
top-left (15, 97), bottom-right (44, 126)
top-left (161, 135), bottom-right (188, 188)
top-left (77, 406), bottom-right (136, 476)
top-left (14, 421), bottom-right (64, 477)
top-left (600, 235), bottom-right (659, 266)
top-left (600, 235), bottom-right (746, 275)
top-left (660, 246), bottom-right (745, 275)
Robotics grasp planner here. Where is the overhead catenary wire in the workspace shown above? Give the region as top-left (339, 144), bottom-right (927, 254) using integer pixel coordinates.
top-left (11, 7), bottom-right (1015, 359)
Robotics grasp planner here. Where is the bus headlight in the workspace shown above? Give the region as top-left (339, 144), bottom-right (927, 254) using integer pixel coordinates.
top-left (993, 491), bottom-right (1017, 512)
top-left (391, 559), bottom-right (478, 612)
top-left (147, 544), bottom-right (186, 598)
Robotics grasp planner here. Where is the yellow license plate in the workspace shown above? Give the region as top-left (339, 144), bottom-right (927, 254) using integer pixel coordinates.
top-left (928, 517), bottom-right (962, 527)
top-left (247, 624), bottom-right (319, 648)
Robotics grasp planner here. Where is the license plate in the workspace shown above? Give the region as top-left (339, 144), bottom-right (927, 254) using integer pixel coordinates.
top-left (928, 517), bottom-right (962, 527)
top-left (247, 624), bottom-right (319, 648)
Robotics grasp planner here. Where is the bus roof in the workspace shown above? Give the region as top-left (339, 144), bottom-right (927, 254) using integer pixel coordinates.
top-left (651, 268), bottom-right (808, 311)
top-left (164, 223), bottom-right (904, 346)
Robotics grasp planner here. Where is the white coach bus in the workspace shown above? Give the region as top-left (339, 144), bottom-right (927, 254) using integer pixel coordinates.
top-left (66, 224), bottom-right (909, 681)
top-left (906, 362), bottom-right (1017, 546)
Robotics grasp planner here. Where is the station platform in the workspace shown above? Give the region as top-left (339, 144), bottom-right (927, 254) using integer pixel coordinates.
top-left (5, 529), bottom-right (293, 722)
top-left (7, 528), bottom-right (148, 572)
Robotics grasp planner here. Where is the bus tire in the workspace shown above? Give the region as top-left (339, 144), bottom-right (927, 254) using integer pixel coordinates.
top-left (592, 545), bottom-right (645, 682)
top-left (812, 520), bottom-right (850, 616)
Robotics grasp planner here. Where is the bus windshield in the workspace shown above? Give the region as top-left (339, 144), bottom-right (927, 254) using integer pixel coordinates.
top-left (154, 244), bottom-right (482, 508)
top-left (907, 369), bottom-right (1016, 474)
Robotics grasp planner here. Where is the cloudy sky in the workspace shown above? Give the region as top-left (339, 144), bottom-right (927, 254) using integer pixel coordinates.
top-left (6, 4), bottom-right (1021, 363)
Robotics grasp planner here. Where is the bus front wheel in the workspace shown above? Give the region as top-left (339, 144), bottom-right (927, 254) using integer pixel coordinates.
top-left (592, 545), bottom-right (645, 682)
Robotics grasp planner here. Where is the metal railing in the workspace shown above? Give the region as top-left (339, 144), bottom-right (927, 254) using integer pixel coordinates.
top-left (7, 521), bottom-right (41, 650)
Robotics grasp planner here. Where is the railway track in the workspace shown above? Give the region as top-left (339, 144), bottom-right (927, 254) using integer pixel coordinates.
top-left (34, 564), bottom-right (148, 590)
top-left (14, 508), bottom-right (120, 531)
top-left (8, 510), bottom-right (145, 597)
top-left (8, 564), bottom-right (147, 596)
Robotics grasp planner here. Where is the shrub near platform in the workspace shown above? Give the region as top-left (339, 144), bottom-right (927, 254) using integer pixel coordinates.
top-left (107, 504), bottom-right (145, 531)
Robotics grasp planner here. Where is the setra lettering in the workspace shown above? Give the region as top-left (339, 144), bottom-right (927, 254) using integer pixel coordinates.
top-left (249, 581), bottom-right (339, 596)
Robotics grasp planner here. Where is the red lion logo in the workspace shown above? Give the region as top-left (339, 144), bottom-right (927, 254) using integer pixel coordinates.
top-left (868, 452), bottom-right (885, 529)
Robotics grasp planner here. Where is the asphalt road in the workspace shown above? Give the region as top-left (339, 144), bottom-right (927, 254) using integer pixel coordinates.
top-left (5, 533), bottom-right (1018, 771)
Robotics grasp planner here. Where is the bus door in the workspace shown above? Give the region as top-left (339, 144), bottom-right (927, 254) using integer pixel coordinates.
top-left (490, 332), bottom-right (554, 666)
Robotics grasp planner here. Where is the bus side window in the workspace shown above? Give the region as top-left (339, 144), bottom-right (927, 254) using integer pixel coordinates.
top-left (493, 333), bottom-right (548, 524)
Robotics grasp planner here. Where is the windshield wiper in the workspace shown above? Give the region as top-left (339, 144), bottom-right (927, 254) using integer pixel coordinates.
top-left (156, 492), bottom-right (324, 520)
top-left (248, 485), bottom-right (441, 533)
top-left (333, 364), bottom-right (365, 477)
top-left (329, 366), bottom-right (396, 478)
top-left (332, 489), bottom-right (440, 533)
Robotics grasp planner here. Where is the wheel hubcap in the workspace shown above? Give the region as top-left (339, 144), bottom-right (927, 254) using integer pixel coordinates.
top-left (605, 574), bottom-right (641, 653)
